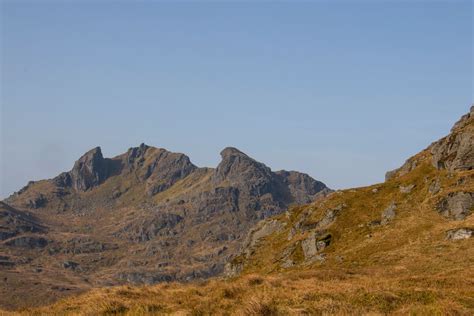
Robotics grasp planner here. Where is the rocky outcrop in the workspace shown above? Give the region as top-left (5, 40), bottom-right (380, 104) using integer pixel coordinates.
top-left (276, 170), bottom-right (331, 204)
top-left (431, 106), bottom-right (473, 172)
top-left (69, 147), bottom-right (111, 191)
top-left (0, 202), bottom-right (45, 241)
top-left (241, 219), bottom-right (286, 258)
top-left (385, 158), bottom-right (418, 181)
top-left (5, 236), bottom-right (48, 248)
top-left (213, 147), bottom-right (275, 191)
top-left (301, 232), bottom-right (331, 261)
top-left (446, 228), bottom-right (473, 240)
top-left (123, 144), bottom-right (197, 196)
top-left (116, 212), bottom-right (184, 242)
top-left (62, 261), bottom-right (80, 271)
top-left (381, 202), bottom-right (397, 225)
top-left (436, 192), bottom-right (473, 220)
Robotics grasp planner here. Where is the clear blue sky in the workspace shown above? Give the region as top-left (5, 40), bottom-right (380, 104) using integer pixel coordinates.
top-left (1, 1), bottom-right (472, 198)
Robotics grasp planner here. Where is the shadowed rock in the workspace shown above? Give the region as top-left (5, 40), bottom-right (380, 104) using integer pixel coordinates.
top-left (431, 106), bottom-right (474, 172)
top-left (69, 147), bottom-right (111, 191)
top-left (437, 192), bottom-right (474, 220)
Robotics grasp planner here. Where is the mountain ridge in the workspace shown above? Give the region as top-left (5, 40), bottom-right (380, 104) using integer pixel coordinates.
top-left (0, 145), bottom-right (330, 310)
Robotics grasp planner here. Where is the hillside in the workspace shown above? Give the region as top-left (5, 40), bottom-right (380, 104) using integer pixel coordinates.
top-left (0, 145), bottom-right (329, 310)
top-left (9, 106), bottom-right (473, 315)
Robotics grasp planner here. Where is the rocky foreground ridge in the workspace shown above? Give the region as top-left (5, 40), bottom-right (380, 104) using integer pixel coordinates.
top-left (225, 106), bottom-right (473, 278)
top-left (0, 145), bottom-right (329, 309)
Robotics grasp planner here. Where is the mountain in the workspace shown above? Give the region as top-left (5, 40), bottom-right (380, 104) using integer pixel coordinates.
top-left (12, 106), bottom-right (473, 315)
top-left (0, 145), bottom-right (330, 310)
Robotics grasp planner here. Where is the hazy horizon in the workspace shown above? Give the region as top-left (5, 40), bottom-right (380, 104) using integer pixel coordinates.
top-left (1, 1), bottom-right (473, 198)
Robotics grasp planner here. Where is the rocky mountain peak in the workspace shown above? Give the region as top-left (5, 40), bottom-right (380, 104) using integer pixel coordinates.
top-left (126, 143), bottom-right (150, 166)
top-left (213, 147), bottom-right (273, 186)
top-left (220, 147), bottom-right (247, 159)
top-left (70, 146), bottom-right (110, 191)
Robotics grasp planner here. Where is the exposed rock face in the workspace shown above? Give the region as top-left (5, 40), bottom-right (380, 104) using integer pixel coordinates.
top-left (213, 147), bottom-right (273, 186)
top-left (69, 147), bottom-right (111, 191)
top-left (437, 192), bottom-right (474, 220)
top-left (123, 144), bottom-right (197, 196)
top-left (276, 170), bottom-right (331, 204)
top-left (301, 232), bottom-right (331, 260)
top-left (446, 228), bottom-right (473, 240)
top-left (431, 106), bottom-right (474, 172)
top-left (116, 212), bottom-right (184, 242)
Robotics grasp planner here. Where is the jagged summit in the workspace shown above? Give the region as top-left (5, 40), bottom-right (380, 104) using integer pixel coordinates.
top-left (214, 147), bottom-right (273, 186)
top-left (220, 146), bottom-right (247, 158)
top-left (69, 146), bottom-right (110, 191)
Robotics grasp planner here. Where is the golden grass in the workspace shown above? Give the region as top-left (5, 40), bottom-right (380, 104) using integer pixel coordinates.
top-left (3, 266), bottom-right (471, 315)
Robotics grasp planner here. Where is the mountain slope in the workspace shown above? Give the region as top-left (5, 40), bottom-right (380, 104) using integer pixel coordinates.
top-left (0, 145), bottom-right (329, 310)
top-left (13, 106), bottom-right (474, 315)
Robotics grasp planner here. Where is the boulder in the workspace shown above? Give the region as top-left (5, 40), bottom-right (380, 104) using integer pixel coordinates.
top-left (446, 228), bottom-right (473, 240)
top-left (301, 232), bottom-right (331, 260)
top-left (437, 192), bottom-right (474, 220)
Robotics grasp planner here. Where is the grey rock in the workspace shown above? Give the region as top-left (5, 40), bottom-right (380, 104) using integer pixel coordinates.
top-left (381, 202), bottom-right (396, 225)
top-left (116, 212), bottom-right (184, 242)
top-left (63, 261), bottom-right (80, 271)
top-left (142, 147), bottom-right (197, 196)
top-left (385, 159), bottom-right (418, 181)
top-left (241, 219), bottom-right (285, 258)
top-left (223, 261), bottom-right (244, 278)
top-left (437, 192), bottom-right (474, 220)
top-left (429, 179), bottom-right (441, 195)
top-left (446, 227), bottom-right (473, 240)
top-left (0, 202), bottom-right (45, 241)
top-left (399, 184), bottom-right (415, 194)
top-left (27, 194), bottom-right (47, 209)
top-left (431, 107), bottom-right (474, 172)
top-left (5, 236), bottom-right (48, 248)
top-left (69, 147), bottom-right (111, 191)
top-left (300, 204), bottom-right (345, 232)
top-left (301, 232), bottom-right (331, 260)
top-left (275, 170), bottom-right (330, 204)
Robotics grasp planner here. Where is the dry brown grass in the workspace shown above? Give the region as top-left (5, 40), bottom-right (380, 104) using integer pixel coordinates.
top-left (2, 264), bottom-right (470, 315)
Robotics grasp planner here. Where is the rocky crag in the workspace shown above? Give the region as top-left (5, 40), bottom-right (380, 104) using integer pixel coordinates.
top-left (0, 145), bottom-right (329, 309)
top-left (226, 107), bottom-right (473, 281)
